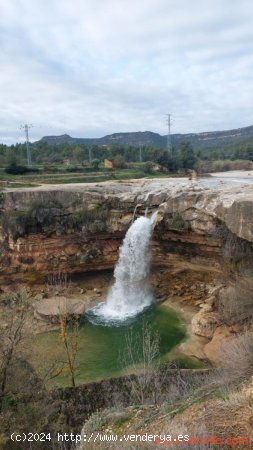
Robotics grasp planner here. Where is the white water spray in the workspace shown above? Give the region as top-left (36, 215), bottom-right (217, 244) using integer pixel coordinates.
top-left (87, 212), bottom-right (157, 324)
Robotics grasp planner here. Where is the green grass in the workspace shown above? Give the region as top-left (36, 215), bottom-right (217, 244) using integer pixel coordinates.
top-left (113, 414), bottom-right (133, 428)
top-left (1, 183), bottom-right (40, 188)
top-left (0, 166), bottom-right (174, 186)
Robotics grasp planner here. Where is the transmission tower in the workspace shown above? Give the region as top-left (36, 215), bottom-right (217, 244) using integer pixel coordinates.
top-left (20, 124), bottom-right (33, 166)
top-left (166, 114), bottom-right (172, 153)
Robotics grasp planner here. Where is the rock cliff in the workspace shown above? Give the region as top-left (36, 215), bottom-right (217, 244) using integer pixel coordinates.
top-left (1, 179), bottom-right (253, 284)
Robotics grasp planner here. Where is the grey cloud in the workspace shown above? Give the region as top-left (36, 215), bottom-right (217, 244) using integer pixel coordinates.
top-left (1, 0), bottom-right (253, 144)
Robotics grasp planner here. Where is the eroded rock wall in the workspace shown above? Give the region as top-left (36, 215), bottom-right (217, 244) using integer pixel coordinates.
top-left (1, 180), bottom-right (253, 284)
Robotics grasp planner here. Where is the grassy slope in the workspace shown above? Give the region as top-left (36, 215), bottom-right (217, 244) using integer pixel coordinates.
top-left (0, 167), bottom-right (172, 186)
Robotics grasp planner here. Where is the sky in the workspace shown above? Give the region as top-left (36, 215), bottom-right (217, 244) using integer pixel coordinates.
top-left (1, 0), bottom-right (253, 144)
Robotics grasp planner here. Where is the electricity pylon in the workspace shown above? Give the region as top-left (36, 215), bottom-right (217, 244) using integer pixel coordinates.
top-left (20, 124), bottom-right (33, 166)
top-left (166, 114), bottom-right (172, 153)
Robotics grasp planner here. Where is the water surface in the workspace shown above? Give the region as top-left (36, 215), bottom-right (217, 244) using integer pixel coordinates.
top-left (32, 304), bottom-right (186, 387)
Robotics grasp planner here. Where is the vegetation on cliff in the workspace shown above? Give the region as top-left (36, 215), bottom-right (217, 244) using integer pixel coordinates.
top-left (0, 201), bottom-right (110, 240)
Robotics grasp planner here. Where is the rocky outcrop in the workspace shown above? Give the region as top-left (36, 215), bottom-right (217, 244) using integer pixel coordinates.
top-left (0, 232), bottom-right (122, 283)
top-left (1, 178), bottom-right (253, 365)
top-left (34, 296), bottom-right (88, 323)
top-left (191, 311), bottom-right (221, 339)
top-left (1, 179), bottom-right (253, 283)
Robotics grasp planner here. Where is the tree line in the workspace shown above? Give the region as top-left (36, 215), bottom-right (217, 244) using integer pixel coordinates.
top-left (1, 139), bottom-right (253, 173)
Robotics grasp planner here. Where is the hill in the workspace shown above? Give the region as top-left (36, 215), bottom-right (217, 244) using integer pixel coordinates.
top-left (38, 125), bottom-right (253, 150)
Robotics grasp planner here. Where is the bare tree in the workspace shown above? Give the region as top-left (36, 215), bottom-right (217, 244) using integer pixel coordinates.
top-left (46, 272), bottom-right (72, 296)
top-left (121, 321), bottom-right (162, 404)
top-left (0, 289), bottom-right (31, 412)
top-left (217, 331), bottom-right (253, 381)
top-left (58, 311), bottom-right (80, 387)
top-left (46, 273), bottom-right (80, 387)
top-left (217, 276), bottom-right (253, 325)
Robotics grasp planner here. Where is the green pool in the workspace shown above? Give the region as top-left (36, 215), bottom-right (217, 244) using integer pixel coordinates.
top-left (32, 304), bottom-right (188, 387)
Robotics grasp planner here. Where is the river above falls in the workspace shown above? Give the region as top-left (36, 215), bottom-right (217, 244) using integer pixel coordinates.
top-left (200, 170), bottom-right (253, 189)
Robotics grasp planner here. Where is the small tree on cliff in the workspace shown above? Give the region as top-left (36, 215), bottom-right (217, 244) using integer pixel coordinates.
top-left (46, 272), bottom-right (80, 387)
top-left (0, 289), bottom-right (31, 412)
top-left (58, 311), bottom-right (80, 387)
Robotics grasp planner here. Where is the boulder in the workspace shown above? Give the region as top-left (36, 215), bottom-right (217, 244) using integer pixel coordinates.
top-left (192, 311), bottom-right (221, 339)
top-left (34, 296), bottom-right (87, 323)
top-left (199, 303), bottom-right (213, 312)
top-left (204, 325), bottom-right (231, 364)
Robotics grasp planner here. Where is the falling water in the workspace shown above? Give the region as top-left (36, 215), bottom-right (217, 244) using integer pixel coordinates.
top-left (86, 211), bottom-right (157, 325)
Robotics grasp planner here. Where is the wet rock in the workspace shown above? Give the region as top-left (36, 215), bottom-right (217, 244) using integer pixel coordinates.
top-left (93, 288), bottom-right (101, 294)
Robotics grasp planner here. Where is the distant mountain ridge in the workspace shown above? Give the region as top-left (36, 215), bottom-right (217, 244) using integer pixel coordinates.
top-left (38, 125), bottom-right (253, 150)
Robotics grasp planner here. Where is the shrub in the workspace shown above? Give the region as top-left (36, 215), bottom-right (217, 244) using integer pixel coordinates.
top-left (5, 162), bottom-right (39, 175)
top-left (90, 159), bottom-right (100, 170)
top-left (0, 202), bottom-right (110, 239)
top-left (166, 213), bottom-right (189, 232)
top-left (217, 331), bottom-right (253, 380)
top-left (82, 411), bottom-right (107, 433)
top-left (67, 204), bottom-right (110, 233)
top-left (0, 210), bottom-right (32, 240)
top-left (113, 155), bottom-right (126, 169)
top-left (217, 277), bottom-right (253, 324)
top-left (0, 201), bottom-right (63, 240)
top-left (143, 161), bottom-right (153, 174)
top-left (201, 390), bottom-right (253, 442)
top-left (196, 159), bottom-right (253, 174)
top-left (120, 322), bottom-right (162, 405)
top-left (65, 166), bottom-right (84, 173)
top-left (42, 165), bottom-right (60, 173)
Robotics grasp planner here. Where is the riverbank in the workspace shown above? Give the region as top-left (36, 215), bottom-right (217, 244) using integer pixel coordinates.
top-left (162, 296), bottom-right (209, 362)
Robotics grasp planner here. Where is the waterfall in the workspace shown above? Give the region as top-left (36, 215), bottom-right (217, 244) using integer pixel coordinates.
top-left (86, 212), bottom-right (157, 325)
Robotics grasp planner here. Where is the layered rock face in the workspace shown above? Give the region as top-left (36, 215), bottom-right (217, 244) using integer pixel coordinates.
top-left (1, 179), bottom-right (253, 284)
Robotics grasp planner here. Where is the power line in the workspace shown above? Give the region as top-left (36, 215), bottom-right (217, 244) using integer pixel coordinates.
top-left (20, 124), bottom-right (33, 166)
top-left (166, 114), bottom-right (172, 154)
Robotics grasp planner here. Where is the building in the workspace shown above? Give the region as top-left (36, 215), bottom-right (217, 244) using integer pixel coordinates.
top-left (104, 159), bottom-right (115, 169)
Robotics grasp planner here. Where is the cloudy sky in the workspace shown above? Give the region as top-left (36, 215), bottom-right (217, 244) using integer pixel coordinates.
top-left (1, 0), bottom-right (253, 144)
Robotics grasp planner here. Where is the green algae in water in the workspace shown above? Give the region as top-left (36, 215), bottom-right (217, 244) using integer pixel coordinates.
top-left (33, 304), bottom-right (187, 387)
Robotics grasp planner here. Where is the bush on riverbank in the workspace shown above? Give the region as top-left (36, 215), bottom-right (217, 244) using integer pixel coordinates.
top-left (196, 159), bottom-right (253, 173)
